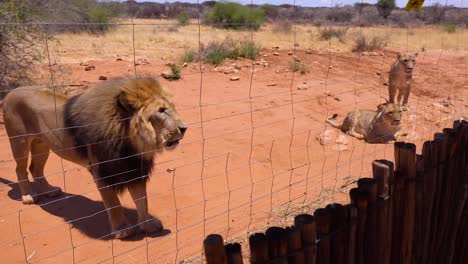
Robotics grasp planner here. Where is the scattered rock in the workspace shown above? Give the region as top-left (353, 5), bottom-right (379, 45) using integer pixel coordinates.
top-left (98, 75), bottom-right (108, 80)
top-left (332, 144), bottom-right (349, 152)
top-left (362, 51), bottom-right (369, 56)
top-left (79, 62), bottom-right (89, 66)
top-left (292, 55), bottom-right (300, 62)
top-left (230, 76), bottom-right (240, 81)
top-left (336, 135), bottom-right (348, 145)
top-left (182, 62), bottom-right (188, 68)
top-left (329, 66), bottom-right (333, 69)
top-left (318, 130), bottom-right (337, 145)
top-left (273, 52), bottom-right (280, 56)
top-left (267, 82), bottom-right (278, 86)
top-left (306, 50), bottom-right (312, 54)
top-left (369, 52), bottom-right (379, 56)
top-left (273, 46), bottom-right (280, 50)
top-left (167, 168), bottom-right (175, 173)
top-left (160, 71), bottom-right (172, 79)
top-left (223, 67), bottom-right (235, 74)
top-left (233, 64), bottom-right (242, 70)
top-left (263, 54), bottom-right (269, 57)
top-left (116, 58), bottom-right (123, 61)
top-left (287, 51), bottom-right (293, 55)
top-left (376, 71), bottom-right (381, 75)
top-left (297, 83), bottom-right (309, 90)
top-left (263, 62), bottom-right (269, 67)
top-left (383, 82), bottom-right (388, 86)
top-left (84, 65), bottom-right (95, 71)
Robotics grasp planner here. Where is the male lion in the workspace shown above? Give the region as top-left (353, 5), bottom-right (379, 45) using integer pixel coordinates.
top-left (326, 102), bottom-right (406, 144)
top-left (388, 52), bottom-right (418, 111)
top-left (2, 77), bottom-right (187, 239)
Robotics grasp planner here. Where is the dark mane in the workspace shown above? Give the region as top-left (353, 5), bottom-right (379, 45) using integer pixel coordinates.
top-left (63, 90), bottom-right (153, 193)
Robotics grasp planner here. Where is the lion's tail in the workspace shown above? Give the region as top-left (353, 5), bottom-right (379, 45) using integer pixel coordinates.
top-left (326, 113), bottom-right (341, 128)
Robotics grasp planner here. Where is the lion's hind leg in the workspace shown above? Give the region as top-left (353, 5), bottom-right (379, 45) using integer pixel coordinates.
top-left (30, 139), bottom-right (62, 199)
top-left (128, 181), bottom-right (163, 234)
top-left (9, 137), bottom-right (35, 204)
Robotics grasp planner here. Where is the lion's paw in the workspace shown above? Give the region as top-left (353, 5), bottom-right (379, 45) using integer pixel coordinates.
top-left (113, 226), bottom-right (137, 239)
top-left (21, 194), bottom-right (36, 204)
top-left (140, 218), bottom-right (163, 234)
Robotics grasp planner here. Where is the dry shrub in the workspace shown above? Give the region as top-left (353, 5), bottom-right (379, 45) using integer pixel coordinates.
top-left (318, 26), bottom-right (348, 42)
top-left (352, 35), bottom-right (387, 52)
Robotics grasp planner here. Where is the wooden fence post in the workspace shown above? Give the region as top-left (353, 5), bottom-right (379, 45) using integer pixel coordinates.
top-left (355, 190), bottom-right (368, 264)
top-left (286, 226), bottom-right (305, 264)
top-left (427, 133), bottom-right (448, 264)
top-left (326, 203), bottom-right (347, 264)
top-left (420, 140), bottom-right (437, 264)
top-left (345, 205), bottom-right (358, 264)
top-left (294, 214), bottom-right (316, 264)
top-left (204, 234), bottom-right (226, 264)
top-left (372, 160), bottom-right (393, 264)
top-left (266, 227), bottom-right (288, 264)
top-left (249, 233), bottom-right (269, 264)
top-left (314, 208), bottom-right (331, 264)
top-left (358, 178), bottom-right (378, 264)
top-left (225, 243), bottom-right (243, 264)
top-left (394, 142), bottom-right (417, 264)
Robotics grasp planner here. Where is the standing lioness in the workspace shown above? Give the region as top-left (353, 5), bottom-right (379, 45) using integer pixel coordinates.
top-left (388, 52), bottom-right (418, 110)
top-left (2, 78), bottom-right (187, 239)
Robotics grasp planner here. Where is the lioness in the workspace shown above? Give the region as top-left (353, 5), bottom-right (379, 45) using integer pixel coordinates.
top-left (2, 77), bottom-right (187, 239)
top-left (388, 52), bottom-right (418, 111)
top-left (326, 102), bottom-right (405, 144)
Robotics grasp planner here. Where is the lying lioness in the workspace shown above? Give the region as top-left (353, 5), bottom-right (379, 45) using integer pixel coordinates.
top-left (326, 102), bottom-right (406, 144)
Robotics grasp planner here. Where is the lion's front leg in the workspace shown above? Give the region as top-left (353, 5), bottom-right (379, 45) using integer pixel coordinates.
top-left (347, 128), bottom-right (365, 140)
top-left (97, 184), bottom-right (136, 239)
top-left (128, 181), bottom-right (163, 234)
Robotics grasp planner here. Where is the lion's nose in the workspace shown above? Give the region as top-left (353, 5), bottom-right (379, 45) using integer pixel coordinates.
top-left (179, 126), bottom-right (187, 135)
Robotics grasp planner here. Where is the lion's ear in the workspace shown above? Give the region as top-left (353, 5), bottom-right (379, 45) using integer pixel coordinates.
top-left (396, 52), bottom-right (402, 59)
top-left (414, 52), bottom-right (419, 57)
top-left (118, 92), bottom-right (136, 112)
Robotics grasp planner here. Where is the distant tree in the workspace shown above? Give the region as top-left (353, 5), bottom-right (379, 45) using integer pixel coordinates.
top-left (377, 0), bottom-right (396, 19)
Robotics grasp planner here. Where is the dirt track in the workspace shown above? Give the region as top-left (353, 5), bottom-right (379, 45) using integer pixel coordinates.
top-left (0, 49), bottom-right (466, 263)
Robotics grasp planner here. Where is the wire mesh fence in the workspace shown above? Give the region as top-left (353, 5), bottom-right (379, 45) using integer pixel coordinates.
top-left (0, 0), bottom-right (466, 263)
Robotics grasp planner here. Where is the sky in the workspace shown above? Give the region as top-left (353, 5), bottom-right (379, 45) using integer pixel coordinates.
top-left (132, 0), bottom-right (467, 8)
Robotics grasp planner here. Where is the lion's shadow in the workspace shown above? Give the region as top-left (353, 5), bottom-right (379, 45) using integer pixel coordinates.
top-left (0, 178), bottom-right (170, 241)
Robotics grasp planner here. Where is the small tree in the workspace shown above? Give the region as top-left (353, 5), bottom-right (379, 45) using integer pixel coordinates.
top-left (204, 2), bottom-right (265, 30)
top-left (376, 0), bottom-right (396, 19)
top-left (0, 0), bottom-right (45, 98)
top-left (177, 11), bottom-right (190, 25)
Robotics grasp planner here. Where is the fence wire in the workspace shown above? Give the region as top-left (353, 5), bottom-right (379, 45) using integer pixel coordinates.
top-left (0, 0), bottom-right (466, 263)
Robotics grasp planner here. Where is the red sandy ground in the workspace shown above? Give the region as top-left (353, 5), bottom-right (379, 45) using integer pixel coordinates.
top-left (0, 49), bottom-right (466, 263)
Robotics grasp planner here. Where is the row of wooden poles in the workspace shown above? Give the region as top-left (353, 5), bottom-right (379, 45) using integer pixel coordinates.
top-left (203, 120), bottom-right (468, 264)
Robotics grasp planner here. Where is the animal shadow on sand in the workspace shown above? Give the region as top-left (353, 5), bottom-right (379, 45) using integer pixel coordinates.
top-left (0, 178), bottom-right (171, 241)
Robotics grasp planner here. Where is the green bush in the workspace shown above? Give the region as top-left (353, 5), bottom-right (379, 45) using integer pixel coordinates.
top-left (204, 2), bottom-right (265, 30)
top-left (202, 42), bottom-right (234, 65)
top-left (165, 64), bottom-right (181, 81)
top-left (443, 24), bottom-right (457, 33)
top-left (177, 11), bottom-right (190, 25)
top-left (181, 50), bottom-right (197, 63)
top-left (234, 40), bottom-right (261, 60)
top-left (0, 0), bottom-right (45, 98)
top-left (74, 0), bottom-right (123, 33)
top-left (201, 39), bottom-right (260, 65)
top-left (289, 61), bottom-right (308, 75)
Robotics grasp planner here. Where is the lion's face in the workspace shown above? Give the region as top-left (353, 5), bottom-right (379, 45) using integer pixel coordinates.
top-left (118, 78), bottom-right (188, 156)
top-left (397, 52), bottom-right (418, 74)
top-left (378, 103), bottom-right (402, 126)
top-left (144, 98), bottom-right (188, 150)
